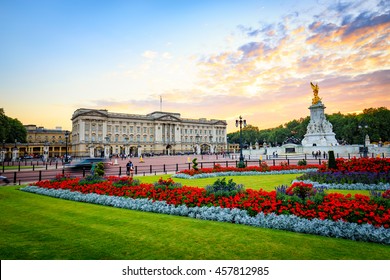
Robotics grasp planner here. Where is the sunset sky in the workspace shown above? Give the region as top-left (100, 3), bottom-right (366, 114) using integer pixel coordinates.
top-left (1, 0), bottom-right (389, 132)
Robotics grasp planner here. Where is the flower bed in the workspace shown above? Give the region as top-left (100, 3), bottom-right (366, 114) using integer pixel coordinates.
top-left (297, 157), bottom-right (390, 188)
top-left (174, 169), bottom-right (318, 179)
top-left (319, 157), bottom-right (390, 173)
top-left (177, 163), bottom-right (321, 177)
top-left (22, 175), bottom-right (390, 244)
top-left (21, 184), bottom-right (390, 244)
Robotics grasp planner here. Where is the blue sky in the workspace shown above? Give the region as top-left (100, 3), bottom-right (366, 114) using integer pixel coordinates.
top-left (1, 0), bottom-right (389, 131)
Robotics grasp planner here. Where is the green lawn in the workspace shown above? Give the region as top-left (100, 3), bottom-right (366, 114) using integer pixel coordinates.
top-left (136, 174), bottom-right (371, 196)
top-left (1, 175), bottom-right (389, 260)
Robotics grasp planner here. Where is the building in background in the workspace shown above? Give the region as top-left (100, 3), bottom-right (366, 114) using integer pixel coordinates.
top-left (24, 125), bottom-right (71, 159)
top-left (71, 109), bottom-right (227, 158)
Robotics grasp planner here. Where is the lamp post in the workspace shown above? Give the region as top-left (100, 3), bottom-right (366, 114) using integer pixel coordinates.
top-left (235, 116), bottom-right (246, 167)
top-left (358, 124), bottom-right (368, 158)
top-left (64, 131), bottom-right (69, 163)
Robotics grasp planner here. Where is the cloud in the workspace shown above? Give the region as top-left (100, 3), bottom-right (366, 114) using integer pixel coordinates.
top-left (190, 0), bottom-right (389, 131)
top-left (162, 52), bottom-right (172, 59)
top-left (343, 10), bottom-right (390, 37)
top-left (77, 0), bottom-right (389, 132)
top-left (142, 50), bottom-right (158, 59)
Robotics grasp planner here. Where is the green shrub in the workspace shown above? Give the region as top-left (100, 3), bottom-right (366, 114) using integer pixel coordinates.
top-left (192, 158), bottom-right (199, 171)
top-left (94, 162), bottom-right (105, 176)
top-left (236, 161), bottom-right (247, 168)
top-left (297, 159), bottom-right (307, 166)
top-left (205, 178), bottom-right (245, 198)
top-left (79, 175), bottom-right (106, 185)
top-left (112, 177), bottom-right (140, 188)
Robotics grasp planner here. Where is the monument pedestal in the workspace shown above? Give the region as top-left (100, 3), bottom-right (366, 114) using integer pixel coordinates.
top-left (301, 101), bottom-right (337, 147)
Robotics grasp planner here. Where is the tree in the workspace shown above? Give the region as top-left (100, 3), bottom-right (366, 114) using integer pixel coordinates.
top-left (0, 108), bottom-right (27, 143)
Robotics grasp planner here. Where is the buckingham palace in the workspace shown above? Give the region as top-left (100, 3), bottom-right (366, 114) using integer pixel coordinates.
top-left (71, 108), bottom-right (228, 157)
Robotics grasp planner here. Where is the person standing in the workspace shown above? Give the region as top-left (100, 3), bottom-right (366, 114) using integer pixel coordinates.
top-left (126, 160), bottom-right (134, 177)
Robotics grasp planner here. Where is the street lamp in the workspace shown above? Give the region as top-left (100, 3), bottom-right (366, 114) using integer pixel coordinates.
top-left (64, 131), bottom-right (69, 163)
top-left (235, 116), bottom-right (247, 167)
top-left (358, 124), bottom-right (368, 157)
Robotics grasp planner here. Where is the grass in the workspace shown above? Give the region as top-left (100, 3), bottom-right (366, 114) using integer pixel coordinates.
top-left (1, 165), bottom-right (41, 170)
top-left (136, 174), bottom-right (371, 196)
top-left (1, 176), bottom-right (389, 260)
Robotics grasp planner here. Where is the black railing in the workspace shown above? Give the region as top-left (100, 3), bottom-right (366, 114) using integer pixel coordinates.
top-left (1, 152), bottom-right (388, 185)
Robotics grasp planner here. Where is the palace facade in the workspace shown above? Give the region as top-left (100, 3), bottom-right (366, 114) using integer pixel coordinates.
top-left (71, 109), bottom-right (228, 157)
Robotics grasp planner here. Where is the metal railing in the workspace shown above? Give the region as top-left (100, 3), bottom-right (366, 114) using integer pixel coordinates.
top-left (1, 152), bottom-right (388, 185)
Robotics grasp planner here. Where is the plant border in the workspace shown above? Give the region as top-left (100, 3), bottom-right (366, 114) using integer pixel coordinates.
top-left (20, 186), bottom-right (390, 245)
top-left (173, 169), bottom-right (317, 179)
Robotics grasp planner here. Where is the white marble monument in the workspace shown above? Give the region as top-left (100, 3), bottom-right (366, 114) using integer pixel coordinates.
top-left (301, 83), bottom-right (338, 147)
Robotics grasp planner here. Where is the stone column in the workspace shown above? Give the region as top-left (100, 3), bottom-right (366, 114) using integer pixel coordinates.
top-left (104, 145), bottom-right (110, 158)
top-left (89, 146), bottom-right (95, 158)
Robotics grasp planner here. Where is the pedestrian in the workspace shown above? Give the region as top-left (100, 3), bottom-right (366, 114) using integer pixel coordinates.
top-left (126, 160), bottom-right (134, 177)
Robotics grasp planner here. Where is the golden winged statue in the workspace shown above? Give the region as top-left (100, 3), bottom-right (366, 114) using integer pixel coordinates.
top-left (310, 82), bottom-right (321, 105)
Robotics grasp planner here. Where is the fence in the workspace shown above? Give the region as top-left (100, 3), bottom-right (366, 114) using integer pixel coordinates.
top-left (1, 152), bottom-right (388, 185)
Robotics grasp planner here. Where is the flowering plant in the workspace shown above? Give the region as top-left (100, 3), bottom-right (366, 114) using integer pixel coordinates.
top-left (153, 177), bottom-right (182, 190)
top-left (319, 157), bottom-right (390, 173)
top-left (285, 182), bottom-right (317, 200)
top-left (178, 164), bottom-right (321, 177)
